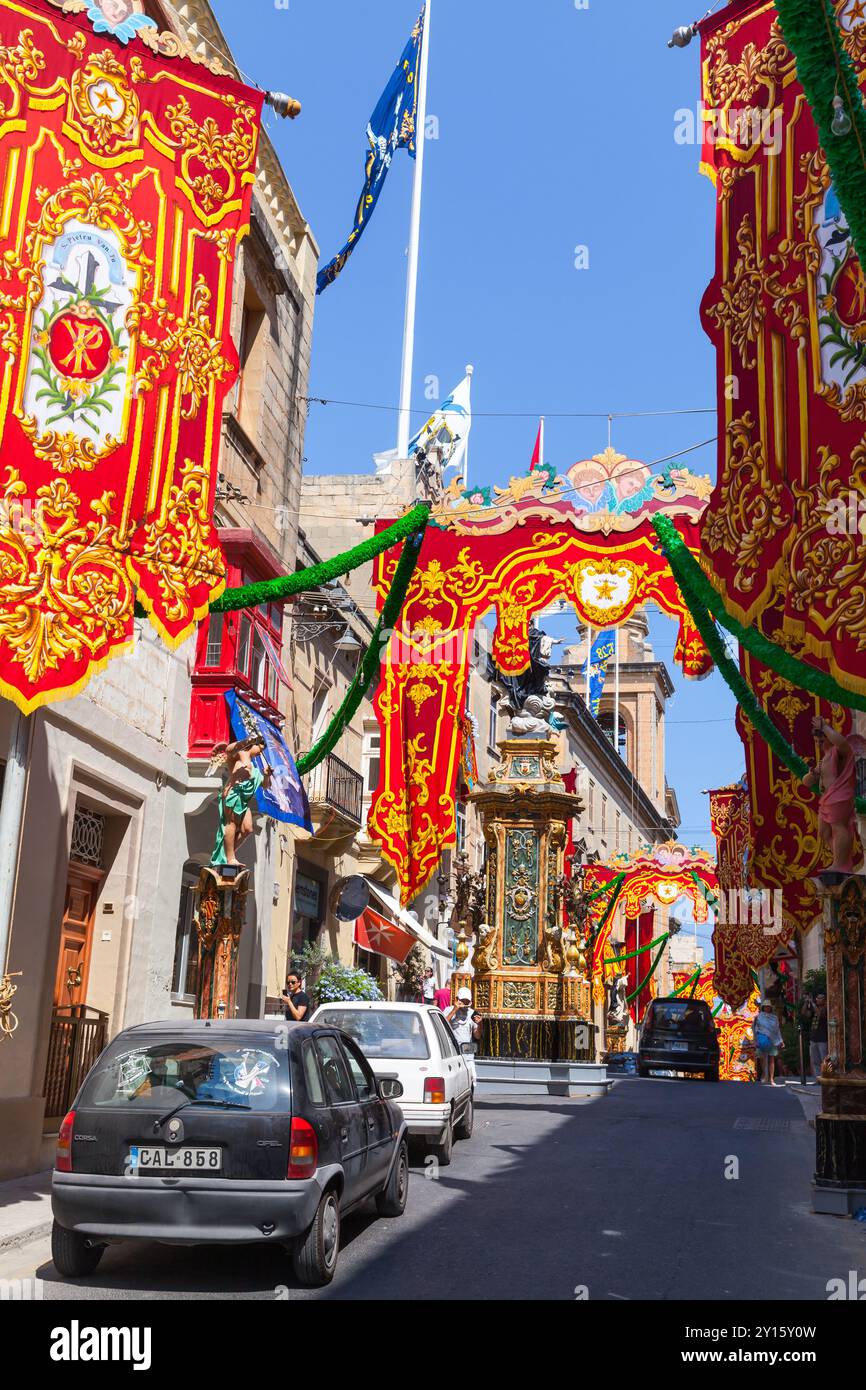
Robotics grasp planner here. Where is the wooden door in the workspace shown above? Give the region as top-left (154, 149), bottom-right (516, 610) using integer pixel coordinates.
top-left (54, 869), bottom-right (100, 1009)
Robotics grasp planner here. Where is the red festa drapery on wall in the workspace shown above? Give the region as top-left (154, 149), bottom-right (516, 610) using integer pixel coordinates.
top-left (0, 0), bottom-right (263, 713)
top-left (697, 1), bottom-right (865, 928)
top-left (368, 457), bottom-right (713, 904)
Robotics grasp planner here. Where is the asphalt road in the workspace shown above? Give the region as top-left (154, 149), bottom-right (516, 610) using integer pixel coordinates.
top-left (3, 1077), bottom-right (864, 1301)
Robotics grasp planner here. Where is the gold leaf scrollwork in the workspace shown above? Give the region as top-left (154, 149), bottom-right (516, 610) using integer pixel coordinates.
top-left (701, 412), bottom-right (787, 590)
top-left (136, 276), bottom-right (232, 418)
top-left (706, 215), bottom-right (765, 369)
top-left (0, 467), bottom-right (133, 684)
top-left (136, 457), bottom-right (225, 624)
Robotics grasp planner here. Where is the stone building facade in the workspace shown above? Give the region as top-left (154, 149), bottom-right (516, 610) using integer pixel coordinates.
top-left (0, 0), bottom-right (319, 1179)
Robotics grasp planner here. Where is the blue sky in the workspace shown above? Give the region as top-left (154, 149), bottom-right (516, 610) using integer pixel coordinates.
top-left (212, 0), bottom-right (744, 948)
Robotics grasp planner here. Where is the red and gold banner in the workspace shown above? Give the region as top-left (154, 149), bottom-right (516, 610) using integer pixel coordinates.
top-left (369, 460), bottom-right (713, 903)
top-left (698, 0), bottom-right (866, 901)
top-left (0, 0), bottom-right (262, 712)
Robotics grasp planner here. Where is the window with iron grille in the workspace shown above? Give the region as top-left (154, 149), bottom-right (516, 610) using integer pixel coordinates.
top-left (70, 807), bottom-right (104, 869)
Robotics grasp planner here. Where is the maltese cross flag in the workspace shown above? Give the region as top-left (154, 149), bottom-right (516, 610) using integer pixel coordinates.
top-left (354, 908), bottom-right (416, 964)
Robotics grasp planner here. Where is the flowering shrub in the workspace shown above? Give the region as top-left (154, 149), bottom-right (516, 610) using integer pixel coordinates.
top-left (314, 960), bottom-right (383, 1004)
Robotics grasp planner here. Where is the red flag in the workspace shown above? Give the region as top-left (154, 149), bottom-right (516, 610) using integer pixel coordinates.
top-left (354, 909), bottom-right (415, 964)
top-left (529, 418), bottom-right (544, 470)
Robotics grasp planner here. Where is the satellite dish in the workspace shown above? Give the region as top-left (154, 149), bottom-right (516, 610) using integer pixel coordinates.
top-left (332, 875), bottom-right (371, 922)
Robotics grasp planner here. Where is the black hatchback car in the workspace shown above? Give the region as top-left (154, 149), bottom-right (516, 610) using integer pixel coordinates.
top-left (637, 998), bottom-right (721, 1082)
top-left (51, 1020), bottom-right (409, 1287)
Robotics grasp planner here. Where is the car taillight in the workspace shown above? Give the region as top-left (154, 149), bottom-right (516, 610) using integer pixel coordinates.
top-left (424, 1077), bottom-right (446, 1105)
top-left (56, 1110), bottom-right (75, 1173)
top-left (287, 1117), bottom-right (318, 1179)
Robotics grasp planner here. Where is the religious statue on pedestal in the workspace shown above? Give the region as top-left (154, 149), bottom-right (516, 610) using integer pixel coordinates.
top-left (208, 736), bottom-right (274, 866)
top-left (606, 970), bottom-right (629, 1029)
top-left (802, 716), bottom-right (860, 874)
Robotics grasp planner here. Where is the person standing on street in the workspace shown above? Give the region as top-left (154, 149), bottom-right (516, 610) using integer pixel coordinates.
top-left (422, 967), bottom-right (436, 1006)
top-left (434, 983), bottom-right (452, 1011)
top-left (447, 987), bottom-right (482, 1085)
top-left (810, 993), bottom-right (829, 1078)
top-left (281, 971), bottom-right (309, 1023)
top-left (754, 1001), bottom-right (784, 1085)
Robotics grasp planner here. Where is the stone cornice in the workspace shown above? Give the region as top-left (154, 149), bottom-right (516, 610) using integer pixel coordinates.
top-left (159, 0), bottom-right (320, 272)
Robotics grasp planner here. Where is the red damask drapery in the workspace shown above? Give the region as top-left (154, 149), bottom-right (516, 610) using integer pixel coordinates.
top-left (0, 0), bottom-right (263, 713)
top-left (698, 0), bottom-right (865, 920)
top-left (368, 458), bottom-right (713, 904)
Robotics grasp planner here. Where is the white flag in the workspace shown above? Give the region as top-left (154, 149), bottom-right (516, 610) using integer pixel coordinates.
top-left (409, 368), bottom-right (473, 476)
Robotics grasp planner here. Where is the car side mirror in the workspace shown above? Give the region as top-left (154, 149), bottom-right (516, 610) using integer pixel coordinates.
top-left (379, 1077), bottom-right (403, 1100)
top-left (460, 1042), bottom-right (474, 1055)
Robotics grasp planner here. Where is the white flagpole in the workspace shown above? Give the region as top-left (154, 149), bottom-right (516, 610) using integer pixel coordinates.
top-left (614, 625), bottom-right (621, 758)
top-left (397, 1), bottom-right (431, 461)
top-left (585, 625), bottom-right (592, 711)
top-left (540, 415), bottom-right (545, 469)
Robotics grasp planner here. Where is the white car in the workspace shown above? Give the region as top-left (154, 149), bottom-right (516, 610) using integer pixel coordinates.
top-left (310, 1002), bottom-right (474, 1165)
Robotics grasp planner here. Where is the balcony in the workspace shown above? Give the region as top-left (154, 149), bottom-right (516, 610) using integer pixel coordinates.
top-left (306, 753), bottom-right (364, 831)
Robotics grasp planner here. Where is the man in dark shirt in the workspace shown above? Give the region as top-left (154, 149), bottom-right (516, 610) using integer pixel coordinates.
top-left (810, 993), bottom-right (828, 1077)
top-left (281, 972), bottom-right (309, 1023)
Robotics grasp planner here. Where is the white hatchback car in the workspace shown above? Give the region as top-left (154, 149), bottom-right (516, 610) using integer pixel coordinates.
top-left (310, 1002), bottom-right (474, 1165)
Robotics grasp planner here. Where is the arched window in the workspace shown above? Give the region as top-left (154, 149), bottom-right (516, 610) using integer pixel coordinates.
top-left (599, 711), bottom-right (627, 762)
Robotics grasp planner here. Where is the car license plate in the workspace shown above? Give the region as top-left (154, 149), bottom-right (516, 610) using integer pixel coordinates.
top-left (669, 1041), bottom-right (690, 1052)
top-left (129, 1146), bottom-right (222, 1172)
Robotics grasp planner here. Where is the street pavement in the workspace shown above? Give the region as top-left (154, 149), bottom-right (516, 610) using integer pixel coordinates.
top-left (2, 1076), bottom-right (864, 1301)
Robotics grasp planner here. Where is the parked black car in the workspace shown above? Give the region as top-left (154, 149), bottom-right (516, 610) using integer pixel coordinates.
top-left (51, 1019), bottom-right (409, 1287)
top-left (637, 998), bottom-right (721, 1082)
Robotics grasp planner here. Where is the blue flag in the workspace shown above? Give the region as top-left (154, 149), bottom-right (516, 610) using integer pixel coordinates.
top-left (225, 690), bottom-right (312, 833)
top-left (581, 630), bottom-right (616, 719)
top-left (317, 7), bottom-right (426, 294)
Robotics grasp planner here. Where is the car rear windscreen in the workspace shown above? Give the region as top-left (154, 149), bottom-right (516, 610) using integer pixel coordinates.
top-left (320, 1010), bottom-right (430, 1059)
top-left (646, 1002), bottom-right (713, 1031)
top-left (77, 1040), bottom-right (288, 1111)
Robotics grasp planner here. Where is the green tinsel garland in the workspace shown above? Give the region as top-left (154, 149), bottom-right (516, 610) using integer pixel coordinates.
top-left (588, 872), bottom-right (626, 942)
top-left (212, 504), bottom-right (430, 612)
top-left (296, 513), bottom-right (428, 774)
top-left (653, 517), bottom-right (866, 813)
top-left (775, 0), bottom-right (866, 276)
top-left (605, 930), bottom-right (672, 967)
top-left (652, 515), bottom-right (866, 713)
top-left (625, 938), bottom-right (669, 1005)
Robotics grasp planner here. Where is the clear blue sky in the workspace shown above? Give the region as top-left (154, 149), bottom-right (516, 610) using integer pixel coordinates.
top-left (212, 0), bottom-right (744, 949)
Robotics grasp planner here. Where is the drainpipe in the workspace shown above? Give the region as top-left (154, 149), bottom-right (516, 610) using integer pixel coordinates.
top-left (0, 708), bottom-right (31, 979)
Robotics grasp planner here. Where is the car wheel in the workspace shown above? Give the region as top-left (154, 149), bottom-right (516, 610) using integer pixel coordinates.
top-left (51, 1220), bottom-right (104, 1279)
top-left (637, 1065), bottom-right (650, 1078)
top-left (292, 1188), bottom-right (341, 1287)
top-left (431, 1117), bottom-right (454, 1167)
top-left (705, 1068), bottom-right (720, 1083)
top-left (454, 1093), bottom-right (474, 1140)
top-left (376, 1140), bottom-right (409, 1217)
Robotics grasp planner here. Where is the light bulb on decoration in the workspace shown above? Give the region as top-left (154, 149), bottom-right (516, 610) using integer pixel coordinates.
top-left (668, 24), bottom-right (696, 49)
top-left (831, 95), bottom-right (853, 137)
top-left (265, 91), bottom-right (302, 120)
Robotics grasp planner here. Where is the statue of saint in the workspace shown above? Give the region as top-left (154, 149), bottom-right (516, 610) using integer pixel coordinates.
top-left (606, 971), bottom-right (629, 1028)
top-left (802, 716), bottom-right (858, 873)
top-left (209, 736), bottom-right (274, 866)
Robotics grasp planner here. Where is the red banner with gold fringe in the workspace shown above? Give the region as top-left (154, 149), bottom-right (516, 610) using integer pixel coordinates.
top-left (698, 0), bottom-right (866, 906)
top-left (0, 0), bottom-right (262, 713)
top-left (368, 460), bottom-right (713, 904)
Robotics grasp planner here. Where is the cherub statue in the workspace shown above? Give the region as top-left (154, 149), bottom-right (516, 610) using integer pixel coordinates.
top-left (802, 715), bottom-right (861, 872)
top-left (209, 736), bottom-right (274, 866)
top-left (540, 922), bottom-right (565, 974)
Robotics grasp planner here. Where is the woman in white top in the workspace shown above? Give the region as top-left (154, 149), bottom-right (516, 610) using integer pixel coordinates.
top-left (753, 1002), bottom-right (784, 1085)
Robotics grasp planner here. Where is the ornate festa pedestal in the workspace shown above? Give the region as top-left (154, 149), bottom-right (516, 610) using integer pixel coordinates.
top-left (194, 865), bottom-right (250, 1020)
top-left (812, 875), bottom-right (866, 1216)
top-left (469, 735), bottom-right (595, 1074)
